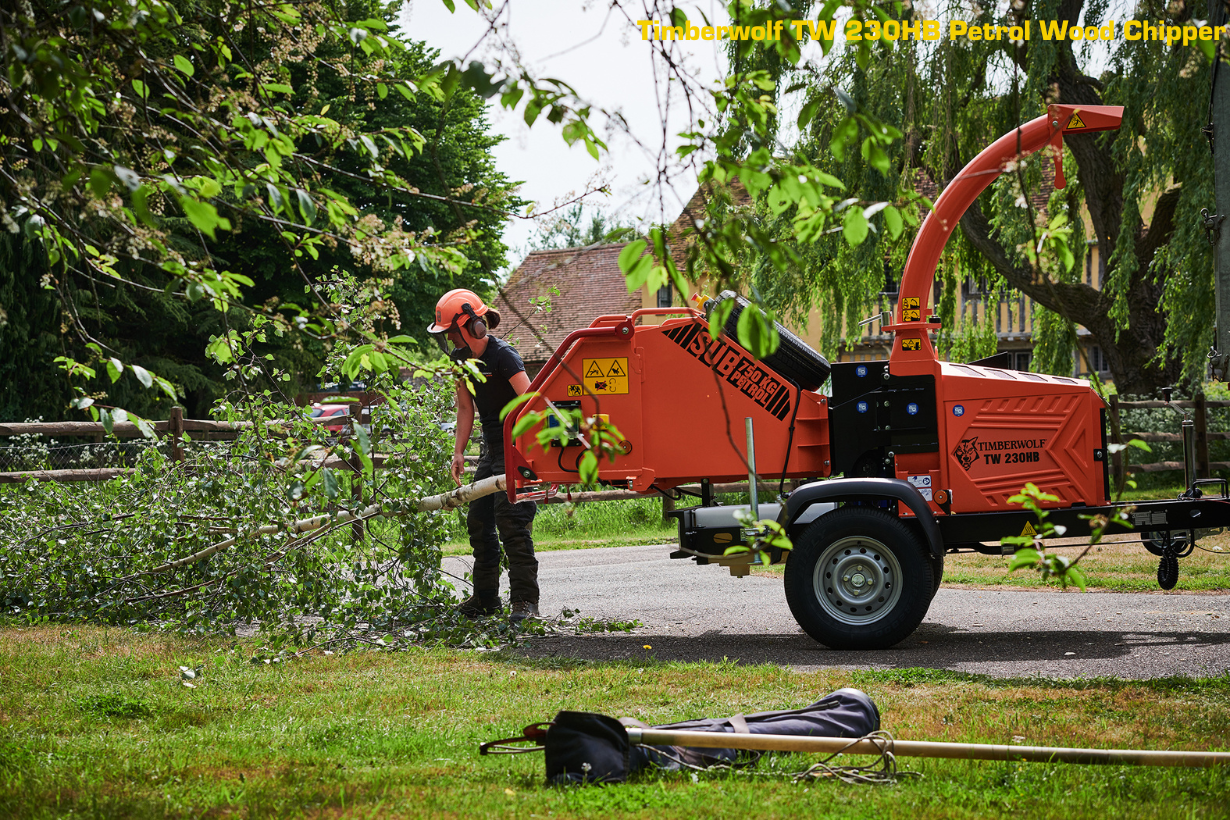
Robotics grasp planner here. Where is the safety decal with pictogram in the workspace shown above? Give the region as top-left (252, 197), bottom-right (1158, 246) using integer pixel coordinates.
top-left (582, 358), bottom-right (629, 394)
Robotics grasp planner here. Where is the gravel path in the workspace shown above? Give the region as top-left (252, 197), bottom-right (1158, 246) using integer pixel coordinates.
top-left (446, 544), bottom-right (1230, 679)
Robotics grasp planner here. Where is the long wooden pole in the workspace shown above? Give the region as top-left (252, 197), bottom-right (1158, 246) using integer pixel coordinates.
top-left (625, 728), bottom-right (1230, 768)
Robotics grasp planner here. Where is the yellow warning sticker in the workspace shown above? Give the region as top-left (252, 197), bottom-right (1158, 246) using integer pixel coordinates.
top-left (1020, 521), bottom-right (1037, 537)
top-left (567, 384), bottom-right (583, 397)
top-left (902, 297), bottom-right (920, 309)
top-left (1067, 112), bottom-right (1087, 129)
top-left (902, 308), bottom-right (921, 321)
top-left (900, 338), bottom-right (921, 352)
top-left (582, 358), bottom-right (629, 395)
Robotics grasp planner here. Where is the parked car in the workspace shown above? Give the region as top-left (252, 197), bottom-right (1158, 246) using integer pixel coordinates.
top-left (310, 403), bottom-right (351, 433)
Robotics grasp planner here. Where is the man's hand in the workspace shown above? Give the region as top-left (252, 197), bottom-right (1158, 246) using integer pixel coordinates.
top-left (450, 452), bottom-right (465, 487)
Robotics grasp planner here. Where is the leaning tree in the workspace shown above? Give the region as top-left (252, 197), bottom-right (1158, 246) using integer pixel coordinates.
top-left (753, 0), bottom-right (1214, 394)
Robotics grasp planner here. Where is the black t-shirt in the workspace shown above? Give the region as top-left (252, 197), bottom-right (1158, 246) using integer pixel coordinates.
top-left (465, 337), bottom-right (526, 435)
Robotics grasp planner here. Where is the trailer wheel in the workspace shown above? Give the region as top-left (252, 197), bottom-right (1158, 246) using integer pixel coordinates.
top-left (784, 507), bottom-right (933, 649)
top-left (928, 552), bottom-right (944, 600)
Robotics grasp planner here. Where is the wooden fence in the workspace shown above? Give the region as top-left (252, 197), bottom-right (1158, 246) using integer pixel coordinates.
top-left (0, 407), bottom-right (372, 483)
top-left (1107, 395), bottom-right (1230, 486)
top-left (0, 411), bottom-right (758, 513)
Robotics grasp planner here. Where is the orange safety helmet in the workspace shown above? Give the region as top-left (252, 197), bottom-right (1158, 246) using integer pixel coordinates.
top-left (428, 288), bottom-right (493, 337)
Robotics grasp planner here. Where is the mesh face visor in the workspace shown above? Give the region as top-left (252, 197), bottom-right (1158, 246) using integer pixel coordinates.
top-left (429, 327), bottom-right (452, 356)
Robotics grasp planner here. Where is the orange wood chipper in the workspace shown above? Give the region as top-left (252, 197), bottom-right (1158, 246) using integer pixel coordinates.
top-left (502, 105), bottom-right (1230, 649)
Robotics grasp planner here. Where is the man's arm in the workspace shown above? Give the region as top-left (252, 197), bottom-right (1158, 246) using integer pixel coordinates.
top-left (509, 370), bottom-right (531, 395)
top-left (452, 381), bottom-right (475, 486)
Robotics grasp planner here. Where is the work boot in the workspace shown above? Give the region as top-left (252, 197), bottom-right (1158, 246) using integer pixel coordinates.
top-left (509, 601), bottom-right (540, 623)
top-left (456, 594), bottom-right (500, 619)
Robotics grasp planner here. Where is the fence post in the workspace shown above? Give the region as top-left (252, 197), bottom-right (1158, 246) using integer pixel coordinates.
top-left (169, 406), bottom-right (185, 463)
top-left (662, 493), bottom-right (675, 523)
top-left (1195, 393), bottom-right (1210, 479)
top-left (1109, 394), bottom-right (1124, 494)
top-left (349, 418), bottom-right (365, 542)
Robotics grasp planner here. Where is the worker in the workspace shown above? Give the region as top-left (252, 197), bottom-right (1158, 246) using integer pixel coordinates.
top-left (427, 288), bottom-right (540, 622)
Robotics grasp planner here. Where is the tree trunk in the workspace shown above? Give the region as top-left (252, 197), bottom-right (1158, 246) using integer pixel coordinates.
top-left (944, 0), bottom-right (1183, 395)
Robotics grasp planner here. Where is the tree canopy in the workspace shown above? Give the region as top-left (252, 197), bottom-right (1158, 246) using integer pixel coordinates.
top-left (0, 0), bottom-right (522, 420)
top-left (745, 0), bottom-right (1215, 394)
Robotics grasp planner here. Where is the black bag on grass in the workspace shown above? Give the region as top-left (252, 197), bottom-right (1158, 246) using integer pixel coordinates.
top-left (622, 687), bottom-right (880, 772)
top-left (544, 711), bottom-right (631, 785)
top-left (531, 688), bottom-right (878, 784)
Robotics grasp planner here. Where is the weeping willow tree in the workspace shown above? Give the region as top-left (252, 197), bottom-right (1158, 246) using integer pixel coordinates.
top-left (748, 0), bottom-right (1212, 394)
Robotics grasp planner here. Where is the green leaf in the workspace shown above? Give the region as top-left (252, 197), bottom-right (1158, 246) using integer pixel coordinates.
top-left (830, 117), bottom-right (858, 162)
top-left (883, 205), bottom-right (903, 239)
top-left (100, 408), bottom-right (113, 436)
top-left (798, 97), bottom-right (822, 130)
top-left (106, 357), bottom-right (123, 383)
top-left (842, 207), bottom-right (868, 246)
top-left (511, 413), bottom-right (540, 439)
top-left (323, 467), bottom-right (340, 500)
top-left (767, 185), bottom-right (792, 215)
top-left (862, 139), bottom-right (890, 175)
top-left (578, 450), bottom-right (599, 485)
top-left (376, 82), bottom-right (388, 99)
top-left (1007, 548), bottom-right (1042, 571)
top-left (89, 168), bottom-right (112, 199)
top-left (354, 424), bottom-right (371, 456)
top-left (708, 297), bottom-right (735, 340)
top-left (618, 240), bottom-right (648, 275)
top-left (295, 188), bottom-right (316, 224)
top-left (173, 54), bottom-right (194, 77)
top-left (1198, 36), bottom-right (1216, 62)
top-left (736, 301), bottom-right (780, 359)
top-left (130, 365), bottom-right (153, 389)
top-left (179, 197), bottom-right (231, 239)
top-left (499, 392), bottom-right (538, 421)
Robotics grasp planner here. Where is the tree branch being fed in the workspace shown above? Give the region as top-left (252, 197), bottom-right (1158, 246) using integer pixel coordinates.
top-left (116, 475), bottom-right (508, 583)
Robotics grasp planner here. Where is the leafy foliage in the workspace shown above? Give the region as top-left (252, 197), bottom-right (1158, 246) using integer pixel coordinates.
top-left (0, 0), bottom-right (521, 419)
top-left (725, 0), bottom-right (1215, 392)
top-left (0, 374), bottom-right (470, 649)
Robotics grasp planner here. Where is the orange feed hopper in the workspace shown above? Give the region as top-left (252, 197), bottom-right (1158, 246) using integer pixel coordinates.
top-left (505, 308), bottom-right (832, 497)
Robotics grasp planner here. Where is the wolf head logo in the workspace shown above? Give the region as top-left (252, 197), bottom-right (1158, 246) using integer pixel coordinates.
top-left (953, 437), bottom-right (979, 471)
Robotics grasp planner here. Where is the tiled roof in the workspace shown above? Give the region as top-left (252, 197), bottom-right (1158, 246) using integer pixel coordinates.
top-left (493, 244), bottom-right (641, 366)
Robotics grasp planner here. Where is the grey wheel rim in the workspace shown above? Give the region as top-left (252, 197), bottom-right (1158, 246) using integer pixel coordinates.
top-left (812, 535), bottom-right (903, 625)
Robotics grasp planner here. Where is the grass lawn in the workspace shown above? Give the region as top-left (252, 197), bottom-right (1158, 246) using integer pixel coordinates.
top-left (2, 626), bottom-right (1229, 818)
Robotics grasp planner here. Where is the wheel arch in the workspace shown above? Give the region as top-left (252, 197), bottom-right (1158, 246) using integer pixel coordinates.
top-left (778, 478), bottom-right (944, 561)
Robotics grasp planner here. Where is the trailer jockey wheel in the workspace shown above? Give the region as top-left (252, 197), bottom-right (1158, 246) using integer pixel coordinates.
top-left (1157, 545), bottom-right (1181, 591)
top-left (1143, 530), bottom-right (1186, 558)
top-left (784, 507), bottom-right (934, 650)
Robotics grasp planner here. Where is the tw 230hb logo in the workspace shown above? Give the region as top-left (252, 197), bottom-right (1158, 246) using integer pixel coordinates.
top-left (953, 436), bottom-right (1046, 471)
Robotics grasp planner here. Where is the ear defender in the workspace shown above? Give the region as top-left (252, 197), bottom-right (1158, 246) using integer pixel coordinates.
top-left (462, 303), bottom-right (488, 338)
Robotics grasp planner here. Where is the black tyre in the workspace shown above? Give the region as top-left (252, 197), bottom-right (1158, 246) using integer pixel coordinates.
top-left (716, 291), bottom-right (831, 390)
top-left (927, 551), bottom-right (944, 600)
top-left (784, 507), bottom-right (934, 649)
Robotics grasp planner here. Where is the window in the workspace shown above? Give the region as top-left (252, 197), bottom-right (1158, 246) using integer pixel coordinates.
top-left (1089, 346), bottom-right (1110, 374)
top-left (965, 275), bottom-right (990, 296)
top-left (1013, 351), bottom-right (1032, 372)
top-left (656, 284), bottom-right (672, 308)
top-left (880, 261), bottom-right (898, 296)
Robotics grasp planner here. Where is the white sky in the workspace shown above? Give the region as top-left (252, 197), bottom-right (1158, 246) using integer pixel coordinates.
top-left (399, 1), bottom-right (736, 268)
